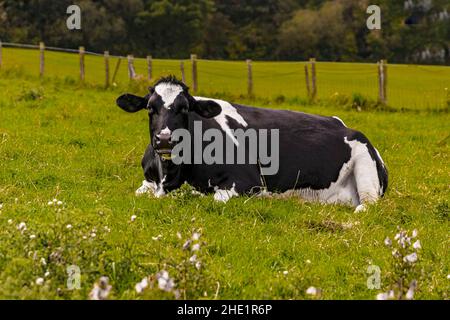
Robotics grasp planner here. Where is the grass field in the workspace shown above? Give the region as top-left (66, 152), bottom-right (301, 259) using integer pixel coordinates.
top-left (0, 58), bottom-right (449, 299)
top-left (2, 47), bottom-right (450, 110)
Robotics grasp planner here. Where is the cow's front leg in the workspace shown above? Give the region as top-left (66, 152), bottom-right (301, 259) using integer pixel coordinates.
top-left (212, 183), bottom-right (239, 203)
top-left (135, 180), bottom-right (158, 196)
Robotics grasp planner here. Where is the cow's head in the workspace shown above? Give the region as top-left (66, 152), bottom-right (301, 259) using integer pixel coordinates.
top-left (116, 75), bottom-right (221, 163)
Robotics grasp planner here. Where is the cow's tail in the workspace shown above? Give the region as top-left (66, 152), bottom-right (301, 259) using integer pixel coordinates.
top-left (367, 144), bottom-right (388, 197)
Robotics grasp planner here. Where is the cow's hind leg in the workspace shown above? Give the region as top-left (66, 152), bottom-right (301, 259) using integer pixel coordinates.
top-left (353, 151), bottom-right (381, 213)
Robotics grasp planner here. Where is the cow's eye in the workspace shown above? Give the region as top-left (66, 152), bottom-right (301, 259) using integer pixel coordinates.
top-left (173, 95), bottom-right (189, 114)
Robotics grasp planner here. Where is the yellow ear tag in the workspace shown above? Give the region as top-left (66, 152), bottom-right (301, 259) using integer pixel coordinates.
top-left (161, 154), bottom-right (172, 161)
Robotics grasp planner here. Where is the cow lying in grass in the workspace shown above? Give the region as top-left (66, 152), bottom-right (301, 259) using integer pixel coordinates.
top-left (116, 76), bottom-right (388, 212)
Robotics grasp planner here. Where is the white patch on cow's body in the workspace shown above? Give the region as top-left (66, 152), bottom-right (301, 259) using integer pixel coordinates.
top-left (344, 137), bottom-right (380, 207)
top-left (280, 137), bottom-right (380, 212)
top-left (332, 116), bottom-right (347, 127)
top-left (155, 83), bottom-right (184, 109)
top-left (160, 126), bottom-right (171, 135)
top-left (213, 183), bottom-right (238, 203)
top-left (374, 147), bottom-right (385, 168)
top-left (155, 176), bottom-right (166, 198)
top-left (136, 180), bottom-right (157, 196)
top-left (194, 97), bottom-right (248, 146)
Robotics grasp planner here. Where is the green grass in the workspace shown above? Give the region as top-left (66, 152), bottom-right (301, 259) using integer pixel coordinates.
top-left (2, 47), bottom-right (450, 110)
top-left (0, 66), bottom-right (449, 299)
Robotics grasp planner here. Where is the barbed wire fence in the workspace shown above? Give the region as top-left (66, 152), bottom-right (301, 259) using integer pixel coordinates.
top-left (0, 41), bottom-right (448, 110)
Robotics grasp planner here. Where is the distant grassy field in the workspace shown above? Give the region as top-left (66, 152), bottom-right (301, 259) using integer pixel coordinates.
top-left (0, 70), bottom-right (448, 299)
top-left (2, 47), bottom-right (449, 110)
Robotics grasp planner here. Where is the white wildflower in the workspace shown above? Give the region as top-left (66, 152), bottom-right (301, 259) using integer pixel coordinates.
top-left (392, 249), bottom-right (401, 258)
top-left (306, 259), bottom-right (311, 264)
top-left (182, 240), bottom-right (192, 250)
top-left (135, 277), bottom-right (149, 294)
top-left (152, 234), bottom-right (162, 241)
top-left (47, 201), bottom-right (54, 206)
top-left (388, 290), bottom-right (395, 299)
top-left (412, 240), bottom-right (421, 250)
top-left (195, 262), bottom-right (202, 270)
top-left (156, 270), bottom-right (175, 292)
top-left (192, 243), bottom-right (200, 251)
top-left (406, 289), bottom-right (415, 300)
top-left (192, 232), bottom-right (201, 241)
top-left (384, 237), bottom-right (392, 246)
top-left (176, 232), bottom-right (182, 239)
top-left (89, 276), bottom-right (112, 300)
top-left (130, 215), bottom-right (137, 222)
top-left (306, 286), bottom-right (318, 296)
top-left (90, 232), bottom-right (96, 238)
top-left (189, 254), bottom-right (197, 263)
top-left (56, 201), bottom-right (63, 206)
top-left (44, 271), bottom-right (50, 277)
top-left (376, 292), bottom-right (388, 300)
top-left (40, 258), bottom-right (47, 266)
top-left (412, 229), bottom-right (418, 238)
top-left (0, 203), bottom-right (3, 210)
top-left (66, 224), bottom-right (73, 230)
top-left (36, 277), bottom-right (44, 286)
top-left (404, 252), bottom-right (418, 264)
top-left (29, 234), bottom-right (36, 240)
top-left (8, 219), bottom-right (13, 224)
top-left (283, 271), bottom-right (289, 275)
top-left (17, 222), bottom-right (27, 233)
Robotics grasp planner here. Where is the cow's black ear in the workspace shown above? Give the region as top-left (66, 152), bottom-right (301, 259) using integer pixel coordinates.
top-left (191, 100), bottom-right (222, 118)
top-left (116, 94), bottom-right (147, 113)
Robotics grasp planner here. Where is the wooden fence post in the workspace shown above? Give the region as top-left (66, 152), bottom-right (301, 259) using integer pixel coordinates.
top-left (382, 59), bottom-right (388, 104)
top-left (378, 60), bottom-right (388, 104)
top-left (191, 54), bottom-right (198, 93)
top-left (247, 59), bottom-right (253, 96)
top-left (147, 55), bottom-right (152, 81)
top-left (310, 58), bottom-right (317, 100)
top-left (127, 55), bottom-right (135, 80)
top-left (39, 42), bottom-right (45, 77)
top-left (180, 61), bottom-right (186, 83)
top-left (0, 40), bottom-right (2, 69)
top-left (304, 65), bottom-right (311, 99)
top-left (111, 57), bottom-right (121, 85)
top-left (104, 51), bottom-right (110, 88)
top-left (79, 46), bottom-right (85, 82)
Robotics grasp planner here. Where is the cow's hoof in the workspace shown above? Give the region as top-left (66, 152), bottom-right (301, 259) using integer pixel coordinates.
top-left (354, 204), bottom-right (367, 213)
top-left (213, 190), bottom-right (236, 203)
top-left (135, 180), bottom-right (157, 196)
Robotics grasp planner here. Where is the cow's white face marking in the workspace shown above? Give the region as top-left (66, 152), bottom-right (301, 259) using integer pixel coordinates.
top-left (155, 83), bottom-right (184, 109)
top-left (160, 126), bottom-right (171, 135)
top-left (333, 116), bottom-right (347, 127)
top-left (194, 97), bottom-right (248, 146)
top-left (213, 183), bottom-right (238, 203)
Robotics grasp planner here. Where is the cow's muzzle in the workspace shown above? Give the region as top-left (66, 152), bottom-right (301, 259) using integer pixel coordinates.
top-left (155, 132), bottom-right (173, 160)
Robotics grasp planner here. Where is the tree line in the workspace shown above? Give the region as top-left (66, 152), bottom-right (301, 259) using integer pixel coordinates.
top-left (0, 0), bottom-right (448, 64)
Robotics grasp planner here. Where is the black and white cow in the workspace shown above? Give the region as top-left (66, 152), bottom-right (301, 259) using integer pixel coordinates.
top-left (116, 76), bottom-right (388, 212)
